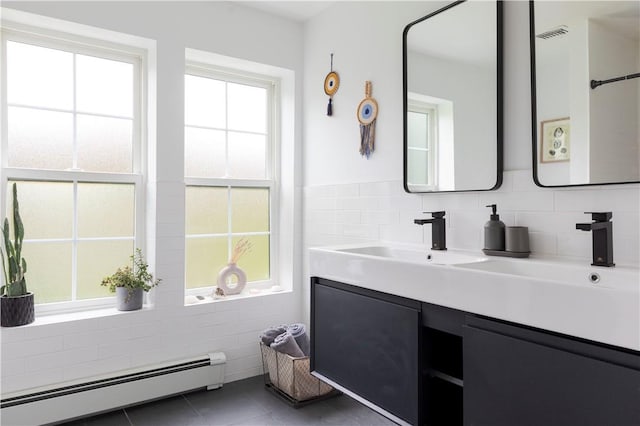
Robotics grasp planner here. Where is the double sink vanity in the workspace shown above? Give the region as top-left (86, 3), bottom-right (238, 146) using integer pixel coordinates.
top-left (308, 0), bottom-right (640, 423)
top-left (309, 244), bottom-right (640, 425)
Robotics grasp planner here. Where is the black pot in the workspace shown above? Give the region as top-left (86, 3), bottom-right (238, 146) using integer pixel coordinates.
top-left (1, 293), bottom-right (35, 327)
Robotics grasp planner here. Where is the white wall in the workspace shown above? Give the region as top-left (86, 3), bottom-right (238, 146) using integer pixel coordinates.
top-left (303, 1), bottom-right (441, 186)
top-left (1, 1), bottom-right (304, 394)
top-left (588, 19), bottom-right (640, 182)
top-left (302, 2), bottom-right (639, 321)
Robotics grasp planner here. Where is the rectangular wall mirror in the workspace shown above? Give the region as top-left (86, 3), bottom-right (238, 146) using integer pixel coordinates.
top-left (403, 0), bottom-right (503, 193)
top-left (531, 1), bottom-right (640, 187)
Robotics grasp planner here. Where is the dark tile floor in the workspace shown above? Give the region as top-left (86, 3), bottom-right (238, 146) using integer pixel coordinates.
top-left (59, 375), bottom-right (396, 426)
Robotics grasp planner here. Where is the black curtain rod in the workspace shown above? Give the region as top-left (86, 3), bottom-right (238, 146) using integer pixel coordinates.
top-left (591, 72), bottom-right (640, 89)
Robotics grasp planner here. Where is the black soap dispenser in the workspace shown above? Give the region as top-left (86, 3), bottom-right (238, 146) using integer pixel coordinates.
top-left (484, 204), bottom-right (505, 251)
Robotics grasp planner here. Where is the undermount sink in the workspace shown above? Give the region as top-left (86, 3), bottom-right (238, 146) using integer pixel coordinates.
top-left (455, 258), bottom-right (635, 289)
top-left (335, 245), bottom-right (487, 265)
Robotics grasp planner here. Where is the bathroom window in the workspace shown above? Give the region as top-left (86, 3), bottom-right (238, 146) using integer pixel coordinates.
top-left (1, 29), bottom-right (146, 311)
top-left (184, 65), bottom-right (277, 293)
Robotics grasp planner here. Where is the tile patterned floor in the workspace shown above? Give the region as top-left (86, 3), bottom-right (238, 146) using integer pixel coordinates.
top-left (59, 375), bottom-right (397, 426)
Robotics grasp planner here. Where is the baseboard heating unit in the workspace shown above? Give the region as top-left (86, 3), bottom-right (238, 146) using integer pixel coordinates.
top-left (1, 352), bottom-right (226, 425)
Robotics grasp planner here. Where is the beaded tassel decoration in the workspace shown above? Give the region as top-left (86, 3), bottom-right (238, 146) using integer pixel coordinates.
top-left (357, 81), bottom-right (378, 158)
top-left (324, 53), bottom-right (339, 116)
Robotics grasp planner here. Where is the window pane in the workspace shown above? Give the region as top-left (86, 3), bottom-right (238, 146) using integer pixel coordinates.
top-left (185, 237), bottom-right (228, 289)
top-left (77, 240), bottom-right (133, 300)
top-left (7, 41), bottom-right (73, 110)
top-left (185, 75), bottom-right (226, 128)
top-left (185, 186), bottom-right (228, 235)
top-left (233, 235), bottom-right (269, 282)
top-left (408, 111), bottom-right (429, 149)
top-left (231, 188), bottom-right (269, 233)
top-left (8, 107), bottom-right (73, 170)
top-left (77, 115), bottom-right (133, 173)
top-left (227, 83), bottom-right (266, 133)
top-left (8, 181), bottom-right (73, 239)
top-left (22, 242), bottom-right (72, 304)
top-left (408, 150), bottom-right (429, 185)
top-left (184, 127), bottom-right (226, 177)
top-left (76, 54), bottom-right (133, 117)
top-left (77, 183), bottom-right (135, 238)
top-left (228, 132), bottom-right (266, 179)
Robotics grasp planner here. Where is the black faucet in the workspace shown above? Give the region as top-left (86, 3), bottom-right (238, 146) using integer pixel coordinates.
top-left (414, 211), bottom-right (447, 251)
top-left (576, 212), bottom-right (615, 267)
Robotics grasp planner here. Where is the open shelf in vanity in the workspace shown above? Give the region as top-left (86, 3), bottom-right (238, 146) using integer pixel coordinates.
top-left (421, 303), bottom-right (464, 426)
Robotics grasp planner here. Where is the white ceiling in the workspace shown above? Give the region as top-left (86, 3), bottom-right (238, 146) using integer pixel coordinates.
top-left (407, 1), bottom-right (496, 68)
top-left (535, 1), bottom-right (639, 42)
top-left (241, 1), bottom-right (335, 22)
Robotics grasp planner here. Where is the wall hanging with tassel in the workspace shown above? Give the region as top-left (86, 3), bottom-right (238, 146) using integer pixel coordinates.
top-left (323, 53), bottom-right (340, 116)
top-left (357, 81), bottom-right (378, 158)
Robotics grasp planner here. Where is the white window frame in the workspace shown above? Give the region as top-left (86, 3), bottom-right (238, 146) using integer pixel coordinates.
top-left (184, 63), bottom-right (280, 296)
top-left (407, 98), bottom-right (438, 189)
top-left (0, 26), bottom-right (147, 314)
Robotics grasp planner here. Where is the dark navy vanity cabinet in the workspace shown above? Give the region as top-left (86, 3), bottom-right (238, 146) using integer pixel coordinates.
top-left (310, 277), bottom-right (640, 426)
top-left (310, 277), bottom-right (423, 425)
top-left (464, 316), bottom-right (640, 426)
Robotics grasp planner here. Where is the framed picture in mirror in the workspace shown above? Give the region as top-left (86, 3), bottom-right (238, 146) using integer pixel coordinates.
top-left (540, 117), bottom-right (570, 163)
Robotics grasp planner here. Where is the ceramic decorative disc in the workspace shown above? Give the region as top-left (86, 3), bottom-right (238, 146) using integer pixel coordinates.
top-left (324, 71), bottom-right (340, 96)
top-left (357, 98), bottom-right (378, 125)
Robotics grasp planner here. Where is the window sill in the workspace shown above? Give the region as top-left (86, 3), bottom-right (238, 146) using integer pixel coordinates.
top-left (10, 305), bottom-right (153, 329)
top-left (184, 285), bottom-right (290, 306)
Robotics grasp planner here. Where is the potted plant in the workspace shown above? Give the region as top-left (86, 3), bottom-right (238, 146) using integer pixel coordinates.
top-left (101, 248), bottom-right (160, 311)
top-left (1, 183), bottom-right (35, 327)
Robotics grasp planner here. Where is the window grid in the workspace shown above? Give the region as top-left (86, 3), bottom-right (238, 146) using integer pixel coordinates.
top-left (1, 29), bottom-right (145, 312)
top-left (184, 64), bottom-right (278, 292)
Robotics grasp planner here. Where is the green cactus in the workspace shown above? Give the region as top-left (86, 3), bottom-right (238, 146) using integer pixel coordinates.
top-left (1, 183), bottom-right (28, 297)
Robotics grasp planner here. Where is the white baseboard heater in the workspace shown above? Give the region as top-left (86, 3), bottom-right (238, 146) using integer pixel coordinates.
top-left (1, 352), bottom-right (226, 426)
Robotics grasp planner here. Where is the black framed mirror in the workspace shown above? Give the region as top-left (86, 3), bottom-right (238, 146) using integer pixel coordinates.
top-left (403, 0), bottom-right (503, 193)
top-left (530, 1), bottom-right (640, 187)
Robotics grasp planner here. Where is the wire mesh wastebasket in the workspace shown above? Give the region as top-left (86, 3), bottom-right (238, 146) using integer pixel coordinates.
top-left (260, 342), bottom-right (336, 405)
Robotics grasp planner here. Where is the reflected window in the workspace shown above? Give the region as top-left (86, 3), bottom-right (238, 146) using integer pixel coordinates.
top-left (407, 94), bottom-right (455, 191)
top-left (2, 32), bottom-right (145, 306)
top-left (407, 100), bottom-right (437, 188)
top-left (184, 66), bottom-right (275, 291)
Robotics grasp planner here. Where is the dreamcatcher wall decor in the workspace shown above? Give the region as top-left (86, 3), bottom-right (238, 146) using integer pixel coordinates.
top-left (324, 53), bottom-right (340, 116)
top-left (357, 81), bottom-right (378, 158)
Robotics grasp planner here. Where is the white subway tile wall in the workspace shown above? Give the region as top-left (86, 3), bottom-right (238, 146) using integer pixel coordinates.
top-left (304, 171), bottom-right (640, 266)
top-left (1, 290), bottom-right (299, 393)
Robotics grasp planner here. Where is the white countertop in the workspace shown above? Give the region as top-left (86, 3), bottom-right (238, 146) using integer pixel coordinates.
top-left (309, 243), bottom-right (640, 352)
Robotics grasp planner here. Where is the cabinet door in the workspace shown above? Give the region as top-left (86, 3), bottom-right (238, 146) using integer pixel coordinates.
top-left (311, 278), bottom-right (422, 425)
top-left (464, 317), bottom-right (640, 426)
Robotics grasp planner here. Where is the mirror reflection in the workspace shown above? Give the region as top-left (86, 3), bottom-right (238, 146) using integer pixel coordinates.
top-left (532, 1), bottom-right (640, 187)
top-left (403, 0), bottom-right (502, 193)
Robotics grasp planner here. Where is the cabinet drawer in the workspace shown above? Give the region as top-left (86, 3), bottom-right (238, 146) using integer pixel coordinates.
top-left (311, 277), bottom-right (421, 425)
top-left (464, 316), bottom-right (640, 426)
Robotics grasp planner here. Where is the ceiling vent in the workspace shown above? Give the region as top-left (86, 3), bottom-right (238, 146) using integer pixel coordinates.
top-left (536, 25), bottom-right (569, 40)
